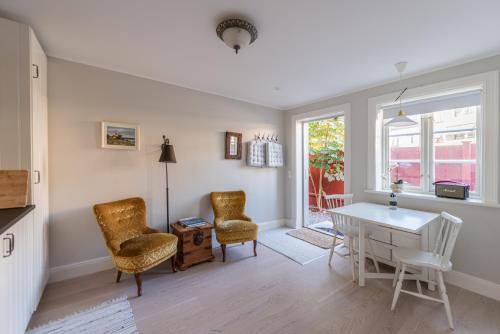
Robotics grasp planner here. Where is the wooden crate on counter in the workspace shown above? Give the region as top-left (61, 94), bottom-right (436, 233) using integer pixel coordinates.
top-left (0, 170), bottom-right (29, 209)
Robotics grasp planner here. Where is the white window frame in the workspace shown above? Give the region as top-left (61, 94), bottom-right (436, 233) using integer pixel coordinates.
top-left (382, 109), bottom-right (481, 197)
top-left (367, 71), bottom-right (499, 204)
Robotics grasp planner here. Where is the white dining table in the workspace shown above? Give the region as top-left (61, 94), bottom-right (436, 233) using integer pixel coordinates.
top-left (328, 202), bottom-right (440, 286)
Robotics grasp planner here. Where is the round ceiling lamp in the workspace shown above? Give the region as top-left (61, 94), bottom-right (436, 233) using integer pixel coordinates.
top-left (216, 18), bottom-right (258, 54)
top-left (385, 61), bottom-right (418, 127)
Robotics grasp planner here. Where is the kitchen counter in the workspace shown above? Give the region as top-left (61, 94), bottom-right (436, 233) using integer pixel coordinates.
top-left (0, 205), bottom-right (35, 235)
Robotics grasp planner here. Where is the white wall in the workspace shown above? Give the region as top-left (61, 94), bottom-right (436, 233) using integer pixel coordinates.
top-left (285, 55), bottom-right (500, 285)
top-left (48, 58), bottom-right (285, 268)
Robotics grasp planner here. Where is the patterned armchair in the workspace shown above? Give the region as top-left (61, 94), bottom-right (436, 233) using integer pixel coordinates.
top-left (210, 191), bottom-right (258, 262)
top-left (93, 197), bottom-right (178, 296)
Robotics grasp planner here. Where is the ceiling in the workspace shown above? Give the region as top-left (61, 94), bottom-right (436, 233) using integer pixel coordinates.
top-left (1, 0), bottom-right (500, 110)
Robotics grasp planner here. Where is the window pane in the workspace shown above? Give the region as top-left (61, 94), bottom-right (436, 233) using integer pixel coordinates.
top-left (433, 107), bottom-right (478, 132)
top-left (434, 130), bottom-right (476, 160)
top-left (432, 106), bottom-right (478, 192)
top-left (389, 162), bottom-right (421, 187)
top-left (389, 135), bottom-right (421, 160)
top-left (388, 115), bottom-right (421, 187)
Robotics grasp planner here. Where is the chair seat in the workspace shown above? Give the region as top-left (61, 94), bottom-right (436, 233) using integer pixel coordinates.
top-left (393, 247), bottom-right (452, 271)
top-left (216, 220), bottom-right (258, 244)
top-left (114, 233), bottom-right (178, 273)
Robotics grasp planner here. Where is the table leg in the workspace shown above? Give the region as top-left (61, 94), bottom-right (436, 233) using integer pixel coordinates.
top-left (358, 221), bottom-right (366, 287)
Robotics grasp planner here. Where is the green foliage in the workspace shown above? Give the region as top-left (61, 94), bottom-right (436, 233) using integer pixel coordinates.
top-left (308, 118), bottom-right (345, 182)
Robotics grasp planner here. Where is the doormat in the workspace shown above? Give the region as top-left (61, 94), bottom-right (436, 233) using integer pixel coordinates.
top-left (286, 228), bottom-right (339, 249)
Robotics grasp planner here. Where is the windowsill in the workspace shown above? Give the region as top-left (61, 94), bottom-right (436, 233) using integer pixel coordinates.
top-left (364, 189), bottom-right (500, 208)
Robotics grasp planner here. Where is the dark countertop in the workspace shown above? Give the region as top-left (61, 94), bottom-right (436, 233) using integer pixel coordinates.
top-left (0, 205), bottom-right (35, 235)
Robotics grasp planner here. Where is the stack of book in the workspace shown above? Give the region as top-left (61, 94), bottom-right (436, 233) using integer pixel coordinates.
top-left (178, 217), bottom-right (206, 228)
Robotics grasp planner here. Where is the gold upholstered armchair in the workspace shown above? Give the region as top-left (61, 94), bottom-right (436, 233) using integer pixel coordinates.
top-left (210, 191), bottom-right (258, 262)
top-left (93, 197), bottom-right (178, 296)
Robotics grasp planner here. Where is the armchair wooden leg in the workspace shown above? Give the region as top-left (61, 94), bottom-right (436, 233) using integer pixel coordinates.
top-left (171, 254), bottom-right (177, 273)
top-left (253, 240), bottom-right (257, 257)
top-left (134, 273), bottom-right (142, 297)
top-left (116, 270), bottom-right (122, 283)
top-left (221, 244), bottom-right (226, 262)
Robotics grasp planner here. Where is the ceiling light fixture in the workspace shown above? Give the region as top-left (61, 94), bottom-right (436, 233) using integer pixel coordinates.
top-left (216, 18), bottom-right (258, 54)
top-left (385, 61), bottom-right (418, 127)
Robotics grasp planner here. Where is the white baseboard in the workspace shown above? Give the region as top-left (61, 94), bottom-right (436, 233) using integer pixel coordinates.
top-left (258, 218), bottom-right (287, 231)
top-left (49, 256), bottom-right (114, 283)
top-left (49, 218), bottom-right (288, 283)
top-left (444, 270), bottom-right (500, 301)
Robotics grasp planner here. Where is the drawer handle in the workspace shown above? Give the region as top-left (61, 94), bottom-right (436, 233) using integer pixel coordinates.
top-left (3, 233), bottom-right (14, 257)
top-left (34, 170), bottom-right (41, 184)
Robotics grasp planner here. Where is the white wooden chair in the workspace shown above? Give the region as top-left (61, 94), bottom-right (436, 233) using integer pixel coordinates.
top-left (324, 193), bottom-right (353, 211)
top-left (325, 194), bottom-right (380, 281)
top-left (391, 211), bottom-right (463, 329)
top-left (324, 193), bottom-right (352, 256)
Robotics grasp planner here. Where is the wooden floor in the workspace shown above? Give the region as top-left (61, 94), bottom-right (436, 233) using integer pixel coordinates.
top-left (30, 244), bottom-right (500, 334)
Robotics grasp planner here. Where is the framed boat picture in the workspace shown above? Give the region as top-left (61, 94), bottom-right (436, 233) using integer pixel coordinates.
top-left (101, 121), bottom-right (140, 150)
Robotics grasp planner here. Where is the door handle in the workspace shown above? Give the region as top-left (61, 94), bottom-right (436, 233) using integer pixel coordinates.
top-left (3, 233), bottom-right (14, 257)
top-left (34, 170), bottom-right (41, 184)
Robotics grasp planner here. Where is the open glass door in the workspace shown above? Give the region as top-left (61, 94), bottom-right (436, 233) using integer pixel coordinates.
top-left (303, 116), bottom-right (345, 230)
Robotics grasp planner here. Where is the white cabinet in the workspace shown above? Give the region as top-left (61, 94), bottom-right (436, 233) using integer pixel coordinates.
top-left (0, 212), bottom-right (35, 334)
top-left (351, 224), bottom-right (435, 284)
top-left (30, 25), bottom-right (50, 306)
top-left (0, 16), bottom-right (49, 333)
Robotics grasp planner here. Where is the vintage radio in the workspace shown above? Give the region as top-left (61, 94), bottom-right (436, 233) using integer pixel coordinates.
top-left (434, 181), bottom-right (470, 200)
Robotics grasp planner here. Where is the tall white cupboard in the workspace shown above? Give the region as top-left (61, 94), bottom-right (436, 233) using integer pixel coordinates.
top-left (0, 16), bottom-right (49, 334)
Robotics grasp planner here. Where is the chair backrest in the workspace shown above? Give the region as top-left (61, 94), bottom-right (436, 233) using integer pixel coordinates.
top-left (433, 211), bottom-right (463, 263)
top-left (329, 211), bottom-right (357, 237)
top-left (210, 191), bottom-right (246, 221)
top-left (93, 197), bottom-right (148, 254)
top-left (323, 193), bottom-right (353, 210)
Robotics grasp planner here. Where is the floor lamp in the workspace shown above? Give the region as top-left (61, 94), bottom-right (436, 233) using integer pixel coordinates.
top-left (159, 135), bottom-right (176, 233)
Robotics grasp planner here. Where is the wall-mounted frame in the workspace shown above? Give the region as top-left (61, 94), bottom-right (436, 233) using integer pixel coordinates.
top-left (225, 131), bottom-right (242, 159)
top-left (101, 121), bottom-right (140, 150)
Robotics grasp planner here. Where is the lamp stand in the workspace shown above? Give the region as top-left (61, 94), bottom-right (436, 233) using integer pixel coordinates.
top-left (159, 135), bottom-right (176, 233)
top-left (165, 163), bottom-right (170, 233)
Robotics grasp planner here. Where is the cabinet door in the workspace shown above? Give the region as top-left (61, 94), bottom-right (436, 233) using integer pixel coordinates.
top-left (0, 228), bottom-right (15, 333)
top-left (17, 213), bottom-right (34, 333)
top-left (1, 220), bottom-right (29, 334)
top-left (30, 29), bottom-right (49, 307)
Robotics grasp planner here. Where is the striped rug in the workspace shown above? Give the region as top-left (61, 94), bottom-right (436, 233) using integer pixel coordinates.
top-left (27, 296), bottom-right (138, 334)
top-left (286, 228), bottom-right (335, 249)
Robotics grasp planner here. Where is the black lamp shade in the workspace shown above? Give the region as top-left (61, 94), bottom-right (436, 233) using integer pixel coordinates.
top-left (159, 143), bottom-right (176, 163)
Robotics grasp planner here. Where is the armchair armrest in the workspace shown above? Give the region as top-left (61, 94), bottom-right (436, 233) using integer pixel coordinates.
top-left (143, 227), bottom-right (161, 234)
top-left (239, 214), bottom-right (252, 222)
top-left (214, 217), bottom-right (225, 227)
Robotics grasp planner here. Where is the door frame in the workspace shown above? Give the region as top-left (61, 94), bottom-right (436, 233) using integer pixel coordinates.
top-left (290, 103), bottom-right (351, 229)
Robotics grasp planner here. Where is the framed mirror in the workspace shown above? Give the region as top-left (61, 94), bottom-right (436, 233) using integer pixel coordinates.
top-left (225, 131), bottom-right (242, 160)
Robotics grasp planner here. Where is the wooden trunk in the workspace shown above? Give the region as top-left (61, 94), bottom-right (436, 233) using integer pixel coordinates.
top-left (171, 223), bottom-right (214, 271)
